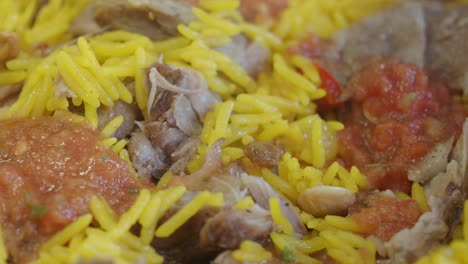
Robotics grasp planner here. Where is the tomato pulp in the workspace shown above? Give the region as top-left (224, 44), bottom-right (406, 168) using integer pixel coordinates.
top-left (0, 114), bottom-right (142, 263)
top-left (338, 59), bottom-right (464, 193)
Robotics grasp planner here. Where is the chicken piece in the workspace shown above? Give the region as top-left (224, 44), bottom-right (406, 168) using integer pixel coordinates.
top-left (426, 5), bottom-right (468, 94)
top-left (127, 132), bottom-right (168, 178)
top-left (71, 0), bottom-right (195, 40)
top-left (316, 1), bottom-right (426, 89)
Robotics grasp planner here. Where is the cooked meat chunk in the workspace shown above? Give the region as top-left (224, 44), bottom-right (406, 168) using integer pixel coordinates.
top-left (426, 5), bottom-right (468, 94)
top-left (71, 0), bottom-right (195, 40)
top-left (127, 62), bottom-right (219, 178)
top-left (199, 205), bottom-right (273, 249)
top-left (215, 35), bottom-right (270, 77)
top-left (97, 100), bottom-right (140, 139)
top-left (0, 32), bottom-right (20, 64)
top-left (152, 193), bottom-right (220, 264)
top-left (383, 161), bottom-right (463, 262)
top-left (314, 2), bottom-right (427, 88)
top-left (127, 132), bottom-right (168, 178)
top-left (144, 64), bottom-right (207, 175)
top-left (408, 138), bottom-right (454, 183)
top-left (381, 119), bottom-right (468, 262)
top-left (155, 144), bottom-right (273, 263)
top-left (0, 83), bottom-right (21, 107)
top-left (145, 121), bottom-right (188, 154)
top-left (241, 174), bottom-right (307, 235)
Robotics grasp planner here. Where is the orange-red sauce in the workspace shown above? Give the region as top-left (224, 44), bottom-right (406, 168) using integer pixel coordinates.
top-left (351, 193), bottom-right (423, 241)
top-left (0, 114), bottom-right (142, 263)
top-left (338, 59), bottom-right (464, 193)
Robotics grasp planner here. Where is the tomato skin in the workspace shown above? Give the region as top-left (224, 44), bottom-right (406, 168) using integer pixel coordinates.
top-left (316, 65), bottom-right (344, 111)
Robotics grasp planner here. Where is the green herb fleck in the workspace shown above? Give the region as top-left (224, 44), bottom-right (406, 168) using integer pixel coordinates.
top-left (102, 155), bottom-right (109, 163)
top-left (24, 190), bottom-right (48, 219)
top-left (128, 187), bottom-right (139, 196)
top-left (30, 205), bottom-right (48, 219)
top-left (24, 191), bottom-right (31, 202)
top-left (281, 247), bottom-right (296, 262)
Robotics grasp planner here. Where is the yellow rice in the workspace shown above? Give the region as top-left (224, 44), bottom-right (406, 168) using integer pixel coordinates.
top-left (232, 240), bottom-right (273, 263)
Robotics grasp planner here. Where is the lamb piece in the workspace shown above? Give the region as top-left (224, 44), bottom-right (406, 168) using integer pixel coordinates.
top-left (316, 2), bottom-right (426, 89)
top-left (127, 132), bottom-right (168, 178)
top-left (152, 192), bottom-right (221, 264)
top-left (97, 101), bottom-right (140, 139)
top-left (145, 121), bottom-right (188, 154)
top-left (155, 145), bottom-right (272, 263)
top-left (136, 62), bottom-right (218, 176)
top-left (215, 35), bottom-right (270, 77)
top-left (169, 136), bottom-right (199, 175)
top-left (71, 0), bottom-right (195, 40)
top-left (381, 119), bottom-right (468, 263)
top-left (147, 63), bottom-right (219, 123)
top-left (426, 5), bottom-right (468, 94)
top-left (199, 205), bottom-right (273, 249)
